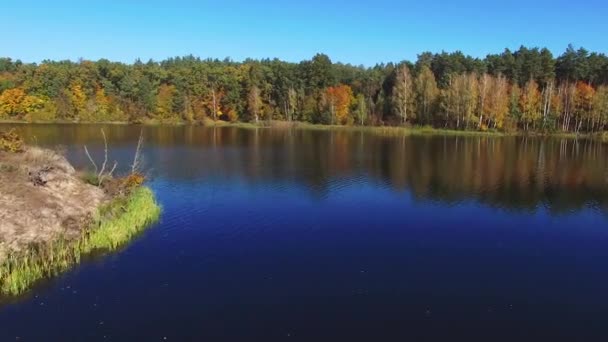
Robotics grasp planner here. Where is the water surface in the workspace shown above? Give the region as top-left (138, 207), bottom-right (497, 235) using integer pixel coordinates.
top-left (1, 124), bottom-right (608, 341)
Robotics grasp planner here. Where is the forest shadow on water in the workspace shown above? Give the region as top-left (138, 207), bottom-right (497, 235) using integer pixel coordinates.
top-left (10, 123), bottom-right (608, 213)
top-left (1, 124), bottom-right (608, 341)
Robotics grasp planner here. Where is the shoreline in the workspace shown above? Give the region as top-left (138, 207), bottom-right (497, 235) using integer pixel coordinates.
top-left (0, 134), bottom-right (161, 297)
top-left (0, 186), bottom-right (160, 296)
top-left (0, 119), bottom-right (599, 140)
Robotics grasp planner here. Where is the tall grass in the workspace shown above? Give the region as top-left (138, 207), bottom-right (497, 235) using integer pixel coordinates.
top-left (0, 187), bottom-right (160, 296)
top-left (210, 121), bottom-right (604, 140)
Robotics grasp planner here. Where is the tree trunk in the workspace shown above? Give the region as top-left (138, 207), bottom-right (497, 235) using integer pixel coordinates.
top-left (212, 90), bottom-right (217, 121)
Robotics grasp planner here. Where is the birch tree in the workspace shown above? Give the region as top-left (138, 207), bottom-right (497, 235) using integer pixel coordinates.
top-left (415, 66), bottom-right (439, 125)
top-left (392, 64), bottom-right (414, 125)
top-left (247, 85), bottom-right (262, 123)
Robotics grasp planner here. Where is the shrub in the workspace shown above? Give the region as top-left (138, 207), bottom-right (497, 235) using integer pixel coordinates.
top-left (100, 172), bottom-right (146, 196)
top-left (81, 171), bottom-right (100, 186)
top-left (122, 172), bottom-right (145, 190)
top-left (0, 129), bottom-right (24, 153)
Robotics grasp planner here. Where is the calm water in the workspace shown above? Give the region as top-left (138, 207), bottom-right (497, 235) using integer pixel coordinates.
top-left (2, 124), bottom-right (608, 341)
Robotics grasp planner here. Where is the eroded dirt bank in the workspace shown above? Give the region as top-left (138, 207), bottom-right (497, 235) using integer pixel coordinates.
top-left (0, 147), bottom-right (106, 264)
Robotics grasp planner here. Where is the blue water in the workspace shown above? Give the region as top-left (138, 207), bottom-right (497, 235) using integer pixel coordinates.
top-left (1, 125), bottom-right (608, 341)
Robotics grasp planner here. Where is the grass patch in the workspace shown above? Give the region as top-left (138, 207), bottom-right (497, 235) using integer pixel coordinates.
top-left (0, 187), bottom-right (160, 296)
top-left (80, 171), bottom-right (100, 186)
top-left (0, 163), bottom-right (17, 173)
top-left (258, 122), bottom-right (512, 137)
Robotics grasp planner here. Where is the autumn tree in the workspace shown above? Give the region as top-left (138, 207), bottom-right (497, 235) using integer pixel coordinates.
top-left (286, 87), bottom-right (297, 121)
top-left (440, 78), bottom-right (458, 127)
top-left (78, 86), bottom-right (114, 122)
top-left (549, 84), bottom-right (564, 130)
top-left (573, 81), bottom-right (595, 132)
top-left (507, 83), bottom-right (522, 130)
top-left (392, 64), bottom-right (414, 124)
top-left (156, 84), bottom-right (176, 120)
top-left (0, 88), bottom-right (43, 119)
top-left (205, 88), bottom-right (224, 120)
top-left (441, 74), bottom-right (478, 129)
top-left (94, 87), bottom-right (110, 119)
top-left (248, 85), bottom-right (262, 123)
top-left (355, 94), bottom-right (368, 125)
top-left (486, 75), bottom-right (510, 129)
top-left (67, 81), bottom-right (87, 118)
top-left (519, 80), bottom-right (541, 130)
top-left (478, 73), bottom-right (495, 129)
top-left (593, 86), bottom-right (608, 130)
top-left (415, 65), bottom-right (439, 125)
top-left (558, 82), bottom-right (577, 131)
top-left (540, 81), bottom-right (555, 129)
top-left (0, 46), bottom-right (606, 133)
top-left (462, 74), bottom-right (479, 129)
top-left (325, 84), bottom-right (354, 125)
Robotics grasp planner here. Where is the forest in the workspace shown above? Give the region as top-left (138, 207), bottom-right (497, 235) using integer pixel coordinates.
top-left (1, 45), bottom-right (608, 133)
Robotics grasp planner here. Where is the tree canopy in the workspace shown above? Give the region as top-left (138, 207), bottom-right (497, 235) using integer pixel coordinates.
top-left (1, 46), bottom-right (608, 133)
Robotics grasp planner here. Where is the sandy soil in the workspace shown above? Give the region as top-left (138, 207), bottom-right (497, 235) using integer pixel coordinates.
top-left (0, 147), bottom-right (106, 263)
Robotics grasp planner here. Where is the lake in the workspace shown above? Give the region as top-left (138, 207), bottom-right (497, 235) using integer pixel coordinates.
top-left (1, 124), bottom-right (608, 341)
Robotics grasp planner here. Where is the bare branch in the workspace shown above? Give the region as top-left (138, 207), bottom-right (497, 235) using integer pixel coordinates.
top-left (84, 145), bottom-right (98, 175)
top-left (99, 160), bottom-right (118, 185)
top-left (84, 129), bottom-right (118, 187)
top-left (98, 129), bottom-right (108, 183)
top-left (131, 129), bottom-right (144, 174)
top-left (108, 161), bottom-right (118, 177)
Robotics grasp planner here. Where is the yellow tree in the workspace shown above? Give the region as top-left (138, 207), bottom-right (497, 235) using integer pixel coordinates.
top-left (477, 73), bottom-right (492, 128)
top-left (550, 87), bottom-right (563, 124)
top-left (415, 66), bottom-right (438, 125)
top-left (441, 74), bottom-right (475, 129)
top-left (0, 88), bottom-right (43, 119)
top-left (392, 64), bottom-right (414, 124)
top-left (68, 82), bottom-right (87, 118)
top-left (441, 78), bottom-right (458, 127)
top-left (593, 86), bottom-right (608, 131)
top-left (464, 74), bottom-right (479, 129)
top-left (557, 82), bottom-right (577, 131)
top-left (519, 80), bottom-right (541, 130)
top-left (247, 85), bottom-right (262, 123)
top-left (445, 73), bottom-right (478, 129)
top-left (204, 88), bottom-right (224, 120)
top-left (486, 75), bottom-right (509, 129)
top-left (93, 86), bottom-right (111, 121)
top-left (156, 84), bottom-right (176, 120)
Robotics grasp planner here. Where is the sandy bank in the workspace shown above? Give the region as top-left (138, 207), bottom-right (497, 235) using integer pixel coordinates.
top-left (0, 141), bottom-right (160, 296)
top-left (0, 147), bottom-right (106, 264)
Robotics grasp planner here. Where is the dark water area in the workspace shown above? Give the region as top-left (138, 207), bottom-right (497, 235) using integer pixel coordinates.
top-left (1, 124), bottom-right (608, 341)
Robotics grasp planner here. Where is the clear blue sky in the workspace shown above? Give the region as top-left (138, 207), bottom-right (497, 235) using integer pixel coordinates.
top-left (1, 0), bottom-right (606, 66)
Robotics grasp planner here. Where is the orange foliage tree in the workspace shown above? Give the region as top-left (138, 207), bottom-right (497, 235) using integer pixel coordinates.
top-left (574, 82), bottom-right (595, 128)
top-left (325, 84), bottom-right (354, 124)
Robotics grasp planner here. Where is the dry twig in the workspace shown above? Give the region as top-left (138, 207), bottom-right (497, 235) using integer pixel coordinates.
top-left (131, 129), bottom-right (144, 174)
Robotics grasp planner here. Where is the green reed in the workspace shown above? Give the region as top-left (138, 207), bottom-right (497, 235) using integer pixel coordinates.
top-left (0, 187), bottom-right (161, 296)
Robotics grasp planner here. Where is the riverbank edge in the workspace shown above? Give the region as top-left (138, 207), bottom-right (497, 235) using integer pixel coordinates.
top-left (1, 119), bottom-right (602, 140)
top-left (0, 186), bottom-right (161, 296)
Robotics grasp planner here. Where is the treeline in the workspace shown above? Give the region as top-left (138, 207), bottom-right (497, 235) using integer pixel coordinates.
top-left (1, 45), bottom-right (608, 132)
